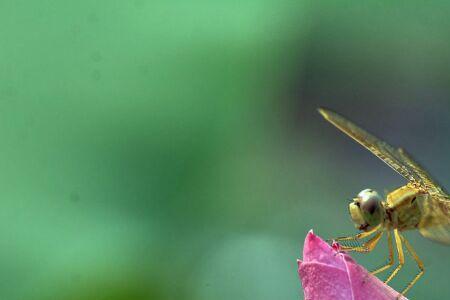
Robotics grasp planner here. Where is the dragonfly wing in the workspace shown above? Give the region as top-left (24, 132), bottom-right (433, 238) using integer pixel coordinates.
top-left (396, 148), bottom-right (450, 244)
top-left (318, 108), bottom-right (422, 185)
top-left (397, 148), bottom-right (448, 196)
top-left (417, 195), bottom-right (450, 245)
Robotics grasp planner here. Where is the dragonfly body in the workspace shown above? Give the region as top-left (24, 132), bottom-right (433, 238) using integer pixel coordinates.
top-left (385, 185), bottom-right (423, 231)
top-left (318, 107), bottom-right (450, 297)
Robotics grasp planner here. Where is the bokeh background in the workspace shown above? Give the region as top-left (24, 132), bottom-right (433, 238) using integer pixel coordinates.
top-left (1, 1), bottom-right (450, 299)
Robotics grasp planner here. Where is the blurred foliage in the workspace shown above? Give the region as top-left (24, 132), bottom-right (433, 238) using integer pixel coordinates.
top-left (0, 1), bottom-right (450, 299)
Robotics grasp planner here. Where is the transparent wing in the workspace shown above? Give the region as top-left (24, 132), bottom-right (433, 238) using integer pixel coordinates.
top-left (397, 148), bottom-right (449, 197)
top-left (318, 108), bottom-right (423, 185)
top-left (417, 196), bottom-right (450, 244)
top-left (398, 149), bottom-right (450, 244)
top-left (318, 107), bottom-right (450, 244)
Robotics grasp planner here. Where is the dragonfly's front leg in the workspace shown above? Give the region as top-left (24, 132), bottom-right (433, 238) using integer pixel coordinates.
top-left (338, 231), bottom-right (383, 253)
top-left (330, 226), bottom-right (381, 252)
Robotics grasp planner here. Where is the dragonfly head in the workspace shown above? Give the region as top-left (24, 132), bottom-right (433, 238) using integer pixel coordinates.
top-left (349, 189), bottom-right (383, 231)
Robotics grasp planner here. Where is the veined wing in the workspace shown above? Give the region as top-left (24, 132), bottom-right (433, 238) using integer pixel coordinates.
top-left (398, 149), bottom-right (450, 244)
top-left (318, 108), bottom-right (423, 185)
top-left (417, 195), bottom-right (450, 244)
top-left (397, 148), bottom-right (448, 197)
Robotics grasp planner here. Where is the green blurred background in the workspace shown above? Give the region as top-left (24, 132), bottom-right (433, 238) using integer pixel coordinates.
top-left (1, 1), bottom-right (450, 299)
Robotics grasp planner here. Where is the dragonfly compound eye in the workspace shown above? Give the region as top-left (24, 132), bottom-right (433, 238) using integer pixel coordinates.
top-left (358, 189), bottom-right (382, 215)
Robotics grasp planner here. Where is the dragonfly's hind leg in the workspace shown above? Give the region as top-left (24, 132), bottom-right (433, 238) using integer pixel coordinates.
top-left (400, 233), bottom-right (424, 295)
top-left (371, 230), bottom-right (394, 275)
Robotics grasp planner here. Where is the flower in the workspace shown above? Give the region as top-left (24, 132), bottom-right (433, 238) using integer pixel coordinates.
top-left (297, 230), bottom-right (407, 300)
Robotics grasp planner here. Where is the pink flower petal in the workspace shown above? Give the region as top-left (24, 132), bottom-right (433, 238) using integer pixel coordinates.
top-left (298, 261), bottom-right (352, 299)
top-left (302, 229), bottom-right (346, 270)
top-left (297, 230), bottom-right (408, 300)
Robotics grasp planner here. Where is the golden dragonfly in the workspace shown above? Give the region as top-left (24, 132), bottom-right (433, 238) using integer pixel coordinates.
top-left (318, 107), bottom-right (450, 296)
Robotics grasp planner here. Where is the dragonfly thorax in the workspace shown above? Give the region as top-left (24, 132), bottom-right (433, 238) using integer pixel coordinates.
top-left (349, 189), bottom-right (384, 231)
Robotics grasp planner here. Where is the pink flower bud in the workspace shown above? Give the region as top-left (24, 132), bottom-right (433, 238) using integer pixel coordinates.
top-left (297, 230), bottom-right (407, 300)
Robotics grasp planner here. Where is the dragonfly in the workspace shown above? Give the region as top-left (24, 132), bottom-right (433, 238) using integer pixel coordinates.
top-left (318, 107), bottom-right (450, 296)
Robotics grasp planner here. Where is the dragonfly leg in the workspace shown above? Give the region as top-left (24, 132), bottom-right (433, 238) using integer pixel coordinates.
top-left (332, 225), bottom-right (380, 242)
top-left (385, 229), bottom-right (404, 284)
top-left (399, 233), bottom-right (424, 295)
top-left (339, 231), bottom-right (383, 253)
top-left (330, 225), bottom-right (381, 252)
top-left (371, 230), bottom-right (394, 275)
top-left (330, 225), bottom-right (379, 248)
